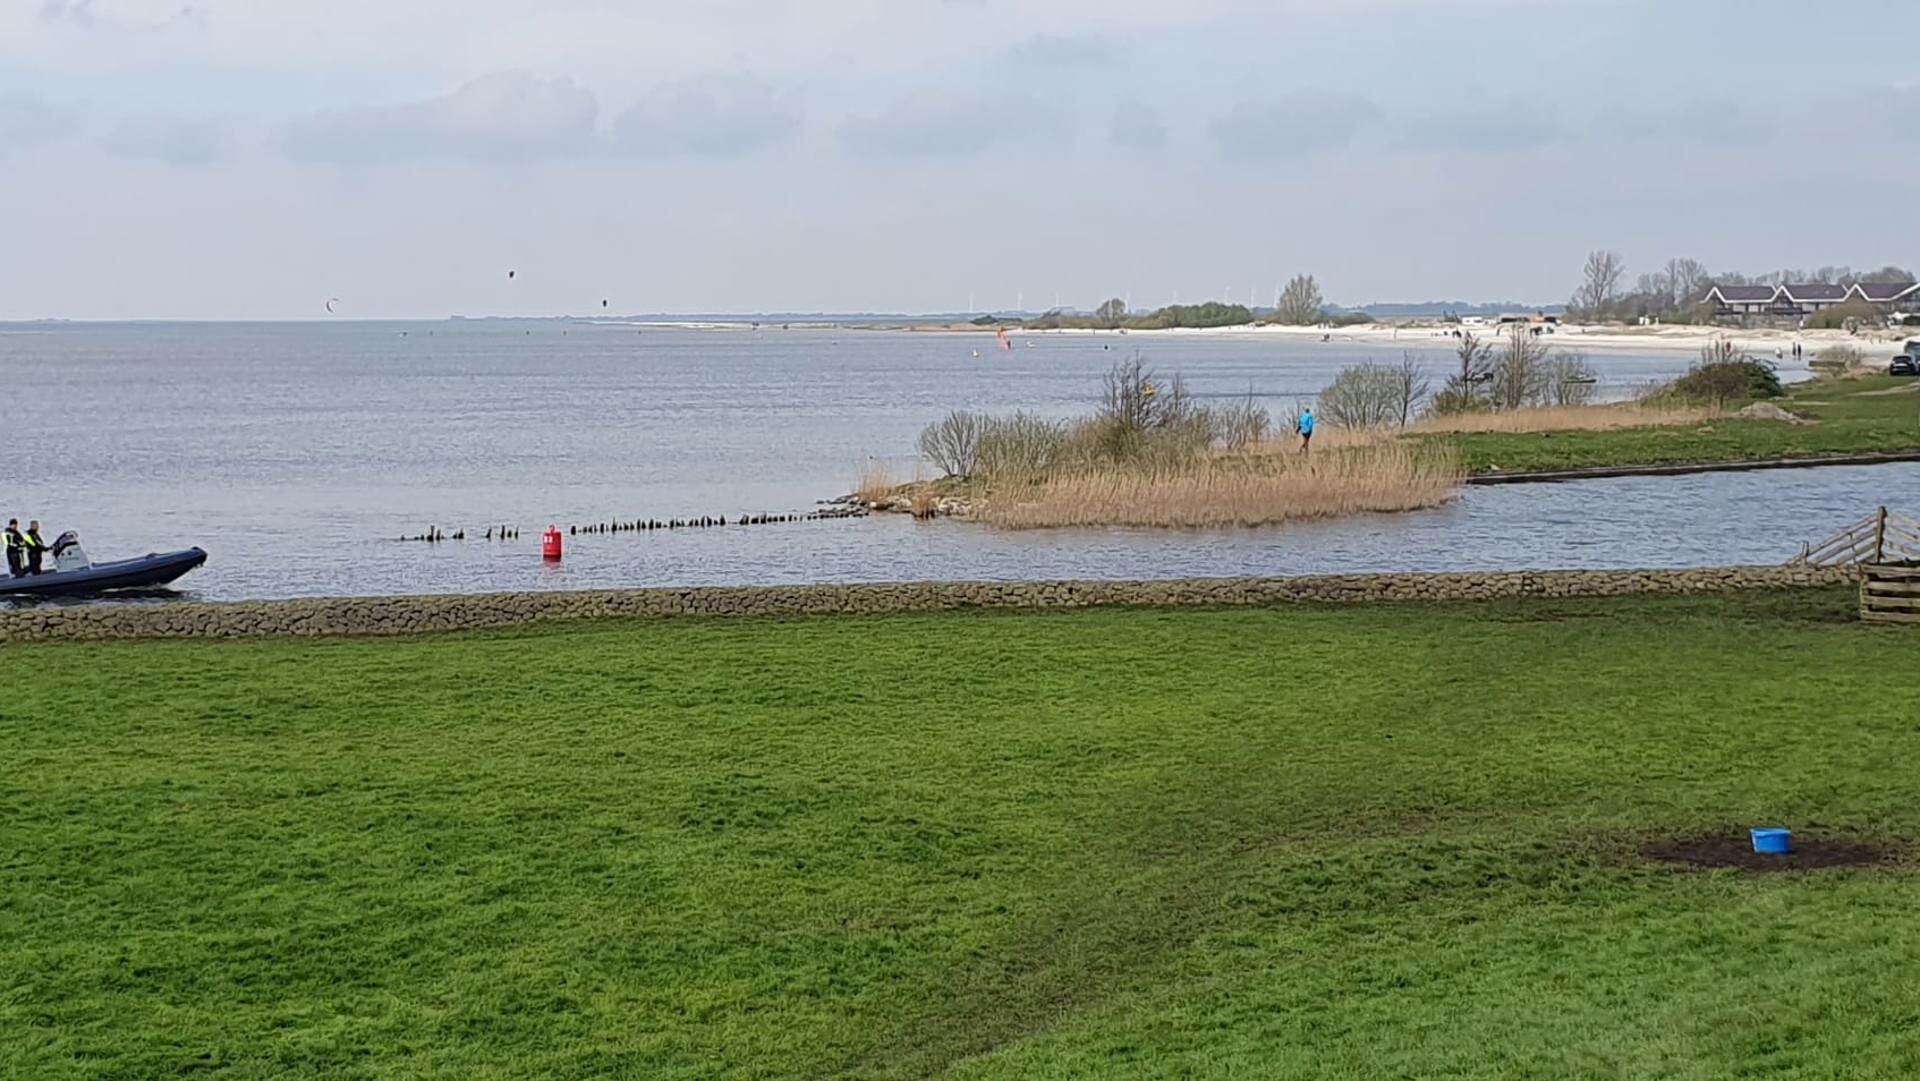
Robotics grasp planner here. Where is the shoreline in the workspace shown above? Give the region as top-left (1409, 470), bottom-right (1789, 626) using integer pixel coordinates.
top-left (906, 321), bottom-right (1911, 358)
top-left (0, 566), bottom-right (1859, 641)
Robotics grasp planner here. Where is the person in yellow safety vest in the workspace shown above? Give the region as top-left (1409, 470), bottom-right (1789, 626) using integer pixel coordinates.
top-left (22, 520), bottom-right (46, 575)
top-left (3, 519), bottom-right (24, 577)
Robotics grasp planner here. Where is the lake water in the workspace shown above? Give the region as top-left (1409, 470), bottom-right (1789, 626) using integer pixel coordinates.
top-left (2, 320), bottom-right (1912, 601)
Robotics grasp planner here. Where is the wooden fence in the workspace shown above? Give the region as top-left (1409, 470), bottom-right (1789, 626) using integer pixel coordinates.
top-left (1794, 507), bottom-right (1920, 567)
top-left (1863, 563), bottom-right (1920, 625)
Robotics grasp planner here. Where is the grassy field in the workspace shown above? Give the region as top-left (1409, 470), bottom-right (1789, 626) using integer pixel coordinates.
top-left (6, 591), bottom-right (1920, 1079)
top-left (1431, 376), bottom-right (1920, 474)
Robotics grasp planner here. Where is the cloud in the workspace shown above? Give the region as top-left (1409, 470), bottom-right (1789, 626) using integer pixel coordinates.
top-left (612, 75), bottom-right (801, 157)
top-left (1004, 33), bottom-right (1117, 69)
top-left (38, 0), bottom-right (97, 26)
top-left (1208, 93), bottom-right (1381, 159)
top-left (104, 113), bottom-right (227, 164)
top-left (0, 93), bottom-right (79, 155)
top-left (1110, 100), bottom-right (1167, 151)
top-left (840, 89), bottom-right (1055, 157)
top-left (282, 72), bottom-right (597, 164)
top-left (1399, 101), bottom-right (1563, 152)
top-left (38, 0), bottom-right (206, 32)
top-left (1595, 97), bottom-right (1783, 148)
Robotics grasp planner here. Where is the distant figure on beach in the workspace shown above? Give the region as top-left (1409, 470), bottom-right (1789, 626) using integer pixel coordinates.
top-left (3, 519), bottom-right (24, 577)
top-left (1297, 407), bottom-right (1316, 455)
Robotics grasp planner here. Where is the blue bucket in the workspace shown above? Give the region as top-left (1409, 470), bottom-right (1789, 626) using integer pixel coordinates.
top-left (1750, 828), bottom-right (1792, 854)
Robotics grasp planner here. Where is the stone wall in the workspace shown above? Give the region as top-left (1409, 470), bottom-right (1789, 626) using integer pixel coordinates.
top-left (0, 565), bottom-right (1859, 643)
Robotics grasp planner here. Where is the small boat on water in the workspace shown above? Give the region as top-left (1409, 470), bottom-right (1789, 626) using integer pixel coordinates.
top-left (2, 532), bottom-right (206, 599)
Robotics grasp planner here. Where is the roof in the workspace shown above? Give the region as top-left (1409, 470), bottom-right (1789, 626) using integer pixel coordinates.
top-left (1850, 281), bottom-right (1920, 302)
top-left (1778, 283), bottom-right (1850, 302)
top-left (1708, 284), bottom-right (1778, 303)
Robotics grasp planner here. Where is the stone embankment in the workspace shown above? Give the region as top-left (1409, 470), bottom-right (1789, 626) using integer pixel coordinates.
top-left (0, 566), bottom-right (1857, 643)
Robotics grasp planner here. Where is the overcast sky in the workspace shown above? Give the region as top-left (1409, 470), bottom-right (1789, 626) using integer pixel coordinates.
top-left (3, 0), bottom-right (1918, 319)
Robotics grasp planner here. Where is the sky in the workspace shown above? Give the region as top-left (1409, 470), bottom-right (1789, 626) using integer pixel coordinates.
top-left (2, 0), bottom-right (1918, 320)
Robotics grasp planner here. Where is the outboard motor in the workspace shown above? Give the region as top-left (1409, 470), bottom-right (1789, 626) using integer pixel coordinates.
top-left (51, 530), bottom-right (90, 572)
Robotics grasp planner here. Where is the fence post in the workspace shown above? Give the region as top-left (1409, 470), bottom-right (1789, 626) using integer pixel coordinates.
top-left (1874, 506), bottom-right (1889, 565)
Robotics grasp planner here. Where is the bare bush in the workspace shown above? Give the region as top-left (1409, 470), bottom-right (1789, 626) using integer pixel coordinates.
top-left (1210, 391), bottom-right (1272, 449)
top-left (1544, 352), bottom-right (1598, 406)
top-left (975, 413), bottom-right (1067, 478)
top-left (1490, 327), bottom-right (1554, 410)
top-left (918, 411), bottom-right (989, 477)
top-left (1319, 363), bottom-right (1411, 428)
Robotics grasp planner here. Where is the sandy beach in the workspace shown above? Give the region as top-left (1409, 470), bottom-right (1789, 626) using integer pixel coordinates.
top-left (1006, 321), bottom-right (1914, 359)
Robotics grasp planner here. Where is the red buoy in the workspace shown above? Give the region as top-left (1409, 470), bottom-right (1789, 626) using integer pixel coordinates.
top-left (542, 526), bottom-right (563, 561)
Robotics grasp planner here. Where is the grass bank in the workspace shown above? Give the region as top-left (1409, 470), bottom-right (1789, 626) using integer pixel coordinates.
top-left (7, 590), bottom-right (1920, 1078)
top-left (1427, 375), bottom-right (1920, 475)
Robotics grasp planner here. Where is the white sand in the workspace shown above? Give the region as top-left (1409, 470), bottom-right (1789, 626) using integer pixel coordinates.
top-left (1022, 321), bottom-right (1913, 359)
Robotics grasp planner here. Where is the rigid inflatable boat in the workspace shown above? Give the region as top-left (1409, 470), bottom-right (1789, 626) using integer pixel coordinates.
top-left (2, 532), bottom-right (206, 598)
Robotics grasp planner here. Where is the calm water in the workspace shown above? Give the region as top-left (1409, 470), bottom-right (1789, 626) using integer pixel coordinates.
top-left (1, 321), bottom-right (1910, 601)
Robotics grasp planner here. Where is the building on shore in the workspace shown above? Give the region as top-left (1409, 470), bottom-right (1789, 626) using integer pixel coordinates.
top-left (1707, 280), bottom-right (1920, 321)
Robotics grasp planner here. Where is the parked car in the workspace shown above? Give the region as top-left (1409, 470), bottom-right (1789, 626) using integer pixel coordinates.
top-left (1892, 341), bottom-right (1920, 375)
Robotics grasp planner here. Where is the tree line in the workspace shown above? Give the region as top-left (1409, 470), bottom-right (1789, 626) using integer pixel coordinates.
top-left (1006, 274), bottom-right (1336, 331)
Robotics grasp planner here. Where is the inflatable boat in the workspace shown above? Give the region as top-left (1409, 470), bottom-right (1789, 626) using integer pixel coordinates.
top-left (2, 532), bottom-right (206, 598)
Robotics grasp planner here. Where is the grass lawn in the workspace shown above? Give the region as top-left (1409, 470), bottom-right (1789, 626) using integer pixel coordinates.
top-left (1432, 376), bottom-right (1920, 474)
top-left (5, 591), bottom-right (1920, 1079)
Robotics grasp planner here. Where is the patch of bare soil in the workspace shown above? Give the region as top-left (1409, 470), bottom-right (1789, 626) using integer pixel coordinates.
top-left (1641, 831), bottom-right (1900, 873)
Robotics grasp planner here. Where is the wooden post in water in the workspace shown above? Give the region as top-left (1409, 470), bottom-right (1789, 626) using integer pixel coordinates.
top-left (1875, 506), bottom-right (1889, 565)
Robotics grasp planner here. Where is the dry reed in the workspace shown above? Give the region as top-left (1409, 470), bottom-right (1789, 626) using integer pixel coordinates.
top-left (978, 441), bottom-right (1462, 530)
top-left (855, 461), bottom-right (900, 505)
top-left (1409, 402), bottom-right (1716, 435)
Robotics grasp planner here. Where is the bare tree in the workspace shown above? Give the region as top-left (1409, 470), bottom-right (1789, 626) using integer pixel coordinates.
top-left (919, 411), bottom-right (989, 477)
top-left (1664, 258), bottom-right (1710, 311)
top-left (1391, 354), bottom-right (1431, 427)
top-left (1490, 326), bottom-right (1553, 410)
top-left (1274, 274), bottom-right (1325, 325)
top-left (1571, 249), bottom-right (1625, 320)
top-left (1430, 330), bottom-right (1495, 415)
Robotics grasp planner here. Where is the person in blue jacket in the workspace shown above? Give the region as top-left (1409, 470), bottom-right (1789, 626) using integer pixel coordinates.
top-left (1297, 406), bottom-right (1316, 455)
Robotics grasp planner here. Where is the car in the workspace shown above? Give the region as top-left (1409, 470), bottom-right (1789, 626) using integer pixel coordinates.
top-left (1893, 353), bottom-right (1919, 376)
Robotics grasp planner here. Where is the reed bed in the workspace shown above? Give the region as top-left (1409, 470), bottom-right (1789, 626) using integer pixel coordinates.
top-left (1409, 402), bottom-right (1716, 435)
top-left (978, 441), bottom-right (1462, 530)
top-left (855, 461), bottom-right (902, 505)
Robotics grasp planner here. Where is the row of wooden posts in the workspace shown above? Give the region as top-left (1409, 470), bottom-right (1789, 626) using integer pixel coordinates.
top-left (400, 506), bottom-right (866, 544)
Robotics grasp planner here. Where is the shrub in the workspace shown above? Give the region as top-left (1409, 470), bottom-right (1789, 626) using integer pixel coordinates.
top-left (1488, 328), bottom-right (1553, 411)
top-left (1544, 352), bottom-right (1598, 407)
top-left (1804, 301), bottom-right (1878, 330)
top-left (918, 411), bottom-right (988, 477)
top-left (975, 413), bottom-right (1067, 478)
top-left (1320, 363), bottom-right (1415, 428)
top-left (1426, 387), bottom-right (1488, 417)
top-left (1209, 393), bottom-right (1272, 449)
top-left (1663, 359), bottom-right (1783, 403)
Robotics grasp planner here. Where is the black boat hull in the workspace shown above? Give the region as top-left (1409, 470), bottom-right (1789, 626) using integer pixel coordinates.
top-left (1, 548), bottom-right (207, 598)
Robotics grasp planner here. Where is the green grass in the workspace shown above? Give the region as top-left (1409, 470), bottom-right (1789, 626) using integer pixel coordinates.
top-left (6, 591), bottom-right (1920, 1079)
top-left (1433, 376), bottom-right (1920, 474)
